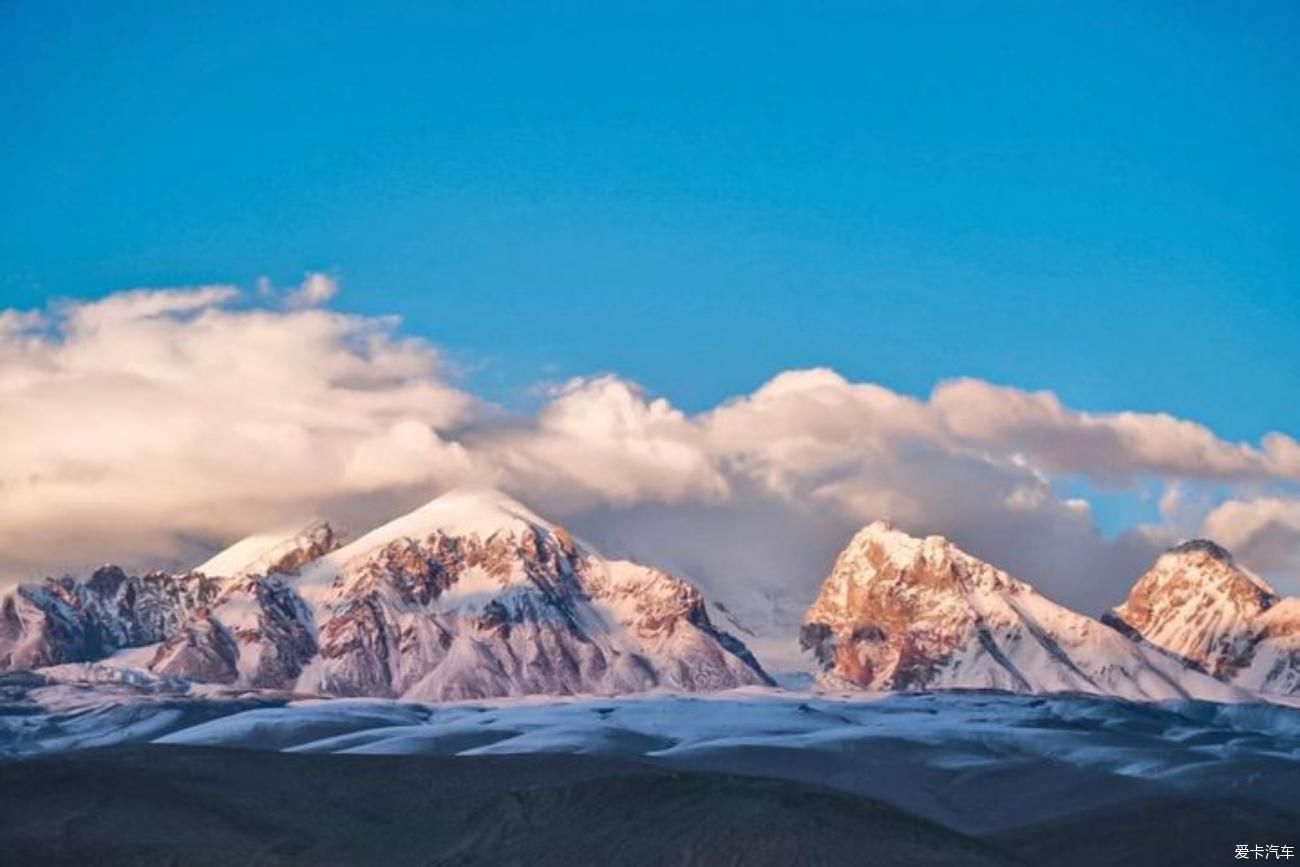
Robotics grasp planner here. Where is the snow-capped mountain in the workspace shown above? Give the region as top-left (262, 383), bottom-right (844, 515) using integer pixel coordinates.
top-left (0, 567), bottom-right (223, 670)
top-left (1107, 540), bottom-right (1300, 696)
top-left (148, 523), bottom-right (340, 687)
top-left (800, 522), bottom-right (1243, 701)
top-left (144, 489), bottom-right (772, 698)
top-left (0, 522), bottom-right (336, 675)
top-left (9, 498), bottom-right (1300, 704)
top-left (295, 489), bottom-right (772, 698)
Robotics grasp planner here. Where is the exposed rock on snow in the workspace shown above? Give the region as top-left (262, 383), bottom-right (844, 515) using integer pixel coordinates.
top-left (195, 521), bottom-right (340, 579)
top-left (0, 569), bottom-right (223, 670)
top-left (0, 522), bottom-right (336, 674)
top-left (151, 608), bottom-right (240, 684)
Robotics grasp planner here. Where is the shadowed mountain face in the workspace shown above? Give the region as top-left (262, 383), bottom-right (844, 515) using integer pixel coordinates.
top-left (0, 746), bottom-right (1019, 867)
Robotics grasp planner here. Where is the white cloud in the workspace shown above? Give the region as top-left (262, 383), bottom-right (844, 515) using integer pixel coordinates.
top-left (61, 285), bottom-right (240, 331)
top-left (471, 375), bottom-right (729, 510)
top-left (0, 282), bottom-right (476, 578)
top-left (3, 283), bottom-right (1298, 618)
top-left (929, 378), bottom-right (1296, 482)
top-left (1202, 497), bottom-right (1300, 586)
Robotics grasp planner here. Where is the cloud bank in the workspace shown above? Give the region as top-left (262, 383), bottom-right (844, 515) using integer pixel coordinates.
top-left (3, 278), bottom-right (1298, 637)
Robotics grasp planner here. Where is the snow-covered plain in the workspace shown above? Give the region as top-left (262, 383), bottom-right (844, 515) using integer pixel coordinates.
top-left (4, 674), bottom-right (1299, 832)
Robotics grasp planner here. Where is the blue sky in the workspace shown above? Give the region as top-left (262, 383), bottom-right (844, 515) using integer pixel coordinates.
top-left (2, 0), bottom-right (1297, 439)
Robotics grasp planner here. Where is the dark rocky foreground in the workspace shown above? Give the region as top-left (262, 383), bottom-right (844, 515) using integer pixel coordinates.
top-left (992, 797), bottom-right (1300, 867)
top-left (2, 746), bottom-right (1015, 867)
top-left (2, 746), bottom-right (1295, 867)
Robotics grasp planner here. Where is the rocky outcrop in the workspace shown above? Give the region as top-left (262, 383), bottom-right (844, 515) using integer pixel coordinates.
top-left (150, 609), bottom-right (240, 684)
top-left (0, 523), bottom-right (336, 679)
top-left (202, 574), bottom-right (319, 689)
top-left (195, 521), bottom-right (340, 580)
top-left (0, 583), bottom-right (93, 670)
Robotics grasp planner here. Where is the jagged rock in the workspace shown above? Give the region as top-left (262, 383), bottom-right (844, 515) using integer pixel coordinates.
top-left (150, 609), bottom-right (240, 684)
top-left (130, 490), bottom-right (769, 699)
top-left (0, 584), bottom-right (93, 669)
top-left (0, 570), bottom-right (222, 670)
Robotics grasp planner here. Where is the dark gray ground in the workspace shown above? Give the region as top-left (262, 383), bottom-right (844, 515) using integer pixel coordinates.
top-left (0, 745), bottom-right (1018, 867)
top-left (6, 683), bottom-right (1300, 866)
top-left (991, 796), bottom-right (1300, 867)
top-left (3, 745), bottom-right (1296, 867)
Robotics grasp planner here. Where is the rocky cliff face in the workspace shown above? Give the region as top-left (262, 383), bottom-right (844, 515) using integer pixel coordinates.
top-left (0, 569), bottom-right (223, 670)
top-left (1107, 541), bottom-right (1300, 696)
top-left (151, 573), bottom-right (319, 689)
top-left (801, 522), bottom-right (1241, 701)
top-left (150, 608), bottom-right (240, 684)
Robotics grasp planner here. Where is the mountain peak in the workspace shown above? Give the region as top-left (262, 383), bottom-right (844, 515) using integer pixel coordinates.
top-left (415, 486), bottom-right (553, 532)
top-left (262, 487), bottom-right (771, 698)
top-left (1148, 538), bottom-right (1275, 597)
top-left (1164, 538), bottom-right (1236, 566)
top-left (319, 487), bottom-right (557, 570)
top-left (1108, 539), bottom-right (1280, 682)
top-left (849, 520), bottom-right (955, 571)
top-left (196, 520), bottom-right (339, 578)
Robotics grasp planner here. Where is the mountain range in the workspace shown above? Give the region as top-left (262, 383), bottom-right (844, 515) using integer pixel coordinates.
top-left (3, 488), bottom-right (1298, 702)
top-left (1, 490), bottom-right (769, 699)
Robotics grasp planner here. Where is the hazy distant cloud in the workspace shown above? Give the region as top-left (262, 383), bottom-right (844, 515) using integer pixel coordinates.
top-left (285, 272), bottom-right (340, 308)
top-left (930, 378), bottom-right (1298, 482)
top-left (2, 283), bottom-right (1297, 619)
top-left (0, 309), bottom-right (45, 335)
top-left (1202, 497), bottom-right (1300, 581)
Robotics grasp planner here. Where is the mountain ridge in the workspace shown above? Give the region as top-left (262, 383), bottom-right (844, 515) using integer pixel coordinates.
top-left (800, 521), bottom-right (1252, 701)
top-left (0, 489), bottom-right (771, 699)
top-left (1106, 538), bottom-right (1300, 695)
top-left (4, 494), bottom-right (1299, 702)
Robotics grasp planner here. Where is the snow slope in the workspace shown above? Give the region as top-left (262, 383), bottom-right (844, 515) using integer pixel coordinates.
top-left (5, 681), bottom-right (1300, 834)
top-left (196, 521), bottom-right (340, 579)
